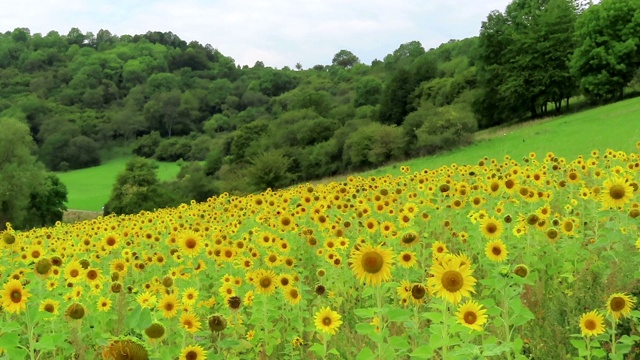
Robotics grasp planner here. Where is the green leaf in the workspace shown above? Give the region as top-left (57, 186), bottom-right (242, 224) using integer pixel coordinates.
top-left (410, 345), bottom-right (434, 359)
top-left (354, 307), bottom-right (377, 318)
top-left (136, 307), bottom-right (153, 331)
top-left (34, 333), bottom-right (66, 351)
top-left (125, 305), bottom-right (142, 330)
top-left (328, 348), bottom-right (340, 356)
top-left (357, 347), bottom-right (375, 360)
top-left (389, 336), bottom-right (410, 350)
top-left (387, 308), bottom-right (412, 322)
top-left (0, 333), bottom-right (19, 348)
top-left (309, 343), bottom-right (326, 358)
top-left (361, 287), bottom-right (376, 297)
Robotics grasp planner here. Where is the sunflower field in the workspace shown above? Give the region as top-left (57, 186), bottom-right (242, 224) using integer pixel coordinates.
top-left (1, 145), bottom-right (640, 360)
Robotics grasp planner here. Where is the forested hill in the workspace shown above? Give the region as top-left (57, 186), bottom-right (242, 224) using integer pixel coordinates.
top-left (1, 0), bottom-right (639, 228)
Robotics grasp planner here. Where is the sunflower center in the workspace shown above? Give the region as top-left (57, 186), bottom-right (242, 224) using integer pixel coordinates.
top-left (361, 251), bottom-right (384, 274)
top-left (164, 302), bottom-right (174, 311)
top-left (184, 320), bottom-right (194, 329)
top-left (441, 270), bottom-right (464, 292)
top-left (87, 270), bottom-right (97, 280)
top-left (485, 223), bottom-right (497, 234)
top-left (106, 237), bottom-right (116, 246)
top-left (564, 222), bottom-right (573, 232)
top-left (185, 350), bottom-right (198, 360)
top-left (402, 254), bottom-right (412, 262)
top-left (411, 285), bottom-right (426, 300)
top-left (290, 289), bottom-right (299, 299)
top-left (70, 269), bottom-right (79, 278)
top-left (463, 311), bottom-right (477, 324)
top-left (44, 303), bottom-right (54, 313)
top-left (491, 246), bottom-right (502, 256)
top-left (584, 319), bottom-right (597, 331)
top-left (185, 238), bottom-right (197, 249)
top-left (609, 184), bottom-right (626, 200)
top-left (11, 290), bottom-right (22, 303)
top-left (322, 317), bottom-right (332, 326)
top-left (610, 296), bottom-right (626, 312)
top-left (260, 276), bottom-right (272, 289)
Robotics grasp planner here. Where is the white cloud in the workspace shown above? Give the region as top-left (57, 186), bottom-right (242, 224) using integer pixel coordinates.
top-left (0, 0), bottom-right (514, 68)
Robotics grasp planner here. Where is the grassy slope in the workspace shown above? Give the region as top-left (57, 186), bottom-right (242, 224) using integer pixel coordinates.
top-left (354, 97), bottom-right (640, 179)
top-left (58, 158), bottom-right (181, 211)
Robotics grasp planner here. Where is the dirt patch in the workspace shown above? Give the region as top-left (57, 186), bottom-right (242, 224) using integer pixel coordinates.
top-left (63, 210), bottom-right (102, 224)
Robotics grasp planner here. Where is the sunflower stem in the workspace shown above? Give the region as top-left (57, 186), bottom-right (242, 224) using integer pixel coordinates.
top-left (584, 336), bottom-right (592, 360)
top-left (442, 302), bottom-right (449, 360)
top-left (376, 285), bottom-right (385, 360)
top-left (610, 316), bottom-right (617, 356)
top-left (25, 306), bottom-right (36, 360)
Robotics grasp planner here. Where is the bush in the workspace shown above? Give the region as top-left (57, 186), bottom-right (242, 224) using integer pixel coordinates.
top-left (413, 104), bottom-right (477, 155)
top-left (132, 131), bottom-right (161, 158)
top-left (187, 135), bottom-right (212, 161)
top-left (245, 149), bottom-right (296, 192)
top-left (154, 137), bottom-right (192, 161)
top-left (343, 122), bottom-right (404, 169)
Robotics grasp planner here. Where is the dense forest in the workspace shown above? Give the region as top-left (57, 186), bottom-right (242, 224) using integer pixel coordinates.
top-left (1, 0), bottom-right (639, 227)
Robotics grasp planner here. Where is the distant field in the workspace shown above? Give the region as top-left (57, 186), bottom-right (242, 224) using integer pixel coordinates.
top-left (57, 157), bottom-right (181, 211)
top-left (349, 97), bottom-right (640, 179)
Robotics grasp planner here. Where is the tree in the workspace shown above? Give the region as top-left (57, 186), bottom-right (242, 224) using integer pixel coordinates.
top-left (104, 157), bottom-right (178, 215)
top-left (245, 149), bottom-right (296, 191)
top-left (354, 76), bottom-right (383, 107)
top-left (332, 50), bottom-right (360, 68)
top-left (571, 0), bottom-right (640, 102)
top-left (0, 118), bottom-right (47, 230)
top-left (26, 174), bottom-right (68, 228)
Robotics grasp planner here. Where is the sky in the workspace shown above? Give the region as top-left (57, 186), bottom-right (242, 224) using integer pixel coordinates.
top-left (0, 0), bottom-right (514, 69)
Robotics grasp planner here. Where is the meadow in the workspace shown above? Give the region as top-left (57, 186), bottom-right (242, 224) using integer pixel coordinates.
top-left (1, 138), bottom-right (639, 359)
top-left (57, 158), bottom-right (181, 211)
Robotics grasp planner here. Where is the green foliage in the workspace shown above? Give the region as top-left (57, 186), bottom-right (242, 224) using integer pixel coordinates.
top-left (154, 137), bottom-right (192, 162)
top-left (0, 117), bottom-right (49, 230)
top-left (104, 157), bottom-right (179, 215)
top-left (354, 76), bottom-right (382, 107)
top-left (571, 0), bottom-right (640, 102)
top-left (132, 131), bottom-right (162, 158)
top-left (332, 50), bottom-right (360, 68)
top-left (343, 122), bottom-right (405, 169)
top-left (245, 149), bottom-right (296, 191)
top-left (413, 104), bottom-right (477, 155)
top-left (26, 173), bottom-right (68, 228)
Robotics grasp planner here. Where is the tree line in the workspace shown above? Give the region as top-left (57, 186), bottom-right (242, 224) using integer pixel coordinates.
top-left (1, 0), bottom-right (639, 221)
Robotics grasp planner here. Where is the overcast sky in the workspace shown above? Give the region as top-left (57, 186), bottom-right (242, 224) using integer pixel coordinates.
top-left (0, 0), bottom-right (514, 69)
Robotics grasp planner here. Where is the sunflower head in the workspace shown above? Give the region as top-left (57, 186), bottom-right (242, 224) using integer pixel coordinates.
top-left (144, 322), bottom-right (166, 339)
top-left (579, 310), bottom-right (606, 337)
top-left (102, 337), bottom-right (149, 360)
top-left (66, 303), bottom-right (86, 320)
top-left (208, 314), bottom-right (227, 332)
top-left (607, 293), bottom-right (636, 320)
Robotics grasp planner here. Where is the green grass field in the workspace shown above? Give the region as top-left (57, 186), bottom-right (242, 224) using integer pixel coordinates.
top-left (354, 97), bottom-right (640, 179)
top-left (57, 157), bottom-right (181, 211)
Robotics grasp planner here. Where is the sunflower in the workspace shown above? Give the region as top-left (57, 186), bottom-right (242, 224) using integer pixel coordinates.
top-left (180, 312), bottom-right (202, 333)
top-left (284, 287), bottom-right (302, 305)
top-left (64, 260), bottom-right (85, 284)
top-left (254, 269), bottom-right (277, 295)
top-left (97, 297), bottom-right (112, 312)
top-left (579, 310), bottom-right (606, 337)
top-left (606, 293), bottom-right (636, 320)
top-left (480, 217), bottom-right (503, 239)
top-left (314, 306), bottom-right (343, 335)
top-left (349, 243), bottom-right (395, 286)
top-left (456, 300), bottom-right (488, 331)
top-left (182, 288), bottom-right (199, 304)
top-left (485, 239), bottom-right (508, 262)
top-left (398, 251), bottom-right (417, 268)
top-left (601, 177), bottom-right (634, 209)
top-left (40, 299), bottom-right (60, 315)
top-left (179, 230), bottom-right (203, 257)
top-left (410, 283), bottom-right (428, 304)
top-left (513, 264), bottom-right (529, 278)
top-left (158, 294), bottom-right (179, 318)
top-left (1, 279), bottom-right (31, 314)
top-left (180, 345), bottom-right (207, 360)
top-left (400, 232), bottom-right (419, 247)
top-left (136, 292), bottom-right (157, 309)
top-left (427, 255), bottom-right (476, 304)
top-left (431, 241), bottom-right (448, 257)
